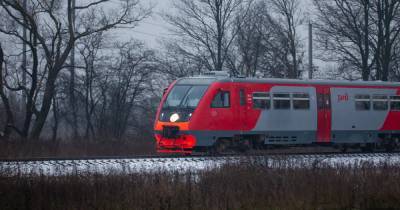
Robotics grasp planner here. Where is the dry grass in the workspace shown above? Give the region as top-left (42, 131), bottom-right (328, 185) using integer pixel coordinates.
top-left (0, 140), bottom-right (156, 159)
top-left (0, 139), bottom-right (342, 160)
top-left (1, 160), bottom-right (400, 209)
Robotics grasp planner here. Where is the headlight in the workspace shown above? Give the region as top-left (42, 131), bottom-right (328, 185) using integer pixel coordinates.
top-left (170, 113), bottom-right (180, 122)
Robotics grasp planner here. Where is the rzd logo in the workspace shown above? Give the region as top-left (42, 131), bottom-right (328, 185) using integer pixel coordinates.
top-left (338, 94), bottom-right (349, 102)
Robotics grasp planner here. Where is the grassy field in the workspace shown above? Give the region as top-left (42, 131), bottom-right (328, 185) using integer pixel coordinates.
top-left (0, 140), bottom-right (156, 159)
top-left (1, 160), bottom-right (400, 209)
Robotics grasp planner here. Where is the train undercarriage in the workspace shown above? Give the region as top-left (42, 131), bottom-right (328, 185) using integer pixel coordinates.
top-left (157, 133), bottom-right (400, 154)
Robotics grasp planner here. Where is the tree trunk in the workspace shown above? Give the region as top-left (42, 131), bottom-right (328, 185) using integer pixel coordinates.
top-left (29, 70), bottom-right (58, 140)
top-left (216, 1), bottom-right (223, 71)
top-left (0, 44), bottom-right (14, 140)
top-left (51, 96), bottom-right (59, 143)
top-left (362, 0), bottom-right (370, 81)
top-left (22, 34), bottom-right (38, 140)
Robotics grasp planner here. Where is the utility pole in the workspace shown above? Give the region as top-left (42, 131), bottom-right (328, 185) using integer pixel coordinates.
top-left (308, 22), bottom-right (313, 80)
top-left (22, 0), bottom-right (27, 103)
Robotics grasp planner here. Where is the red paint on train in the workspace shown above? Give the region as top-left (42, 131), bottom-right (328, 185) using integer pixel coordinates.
top-left (380, 88), bottom-right (400, 131)
top-left (316, 86), bottom-right (331, 142)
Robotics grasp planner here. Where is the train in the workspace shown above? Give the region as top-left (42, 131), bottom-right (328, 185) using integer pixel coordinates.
top-left (154, 72), bottom-right (400, 154)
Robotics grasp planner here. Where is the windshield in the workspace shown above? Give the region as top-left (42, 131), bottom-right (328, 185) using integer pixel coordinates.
top-left (163, 85), bottom-right (208, 109)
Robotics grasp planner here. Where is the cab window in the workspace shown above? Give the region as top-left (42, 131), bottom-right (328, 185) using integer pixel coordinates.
top-left (211, 91), bottom-right (230, 108)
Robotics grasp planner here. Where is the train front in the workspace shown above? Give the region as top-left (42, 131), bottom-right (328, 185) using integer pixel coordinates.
top-left (154, 78), bottom-right (214, 154)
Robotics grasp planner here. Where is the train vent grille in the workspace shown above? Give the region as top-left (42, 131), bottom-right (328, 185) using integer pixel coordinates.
top-left (267, 136), bottom-right (297, 142)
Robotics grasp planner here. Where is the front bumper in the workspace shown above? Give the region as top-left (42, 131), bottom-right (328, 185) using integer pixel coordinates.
top-left (154, 133), bottom-right (196, 154)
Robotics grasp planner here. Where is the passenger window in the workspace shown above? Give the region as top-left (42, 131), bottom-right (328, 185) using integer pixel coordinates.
top-left (372, 95), bottom-right (388, 111)
top-left (390, 96), bottom-right (400, 110)
top-left (252, 92), bottom-right (270, 109)
top-left (273, 93), bottom-right (290, 109)
top-left (211, 91), bottom-right (230, 108)
top-left (293, 93), bottom-right (310, 110)
top-left (355, 95), bottom-right (370, 110)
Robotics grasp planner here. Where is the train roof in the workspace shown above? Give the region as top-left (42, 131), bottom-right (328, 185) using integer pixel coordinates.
top-left (222, 77), bottom-right (400, 87)
top-left (177, 75), bottom-right (400, 87)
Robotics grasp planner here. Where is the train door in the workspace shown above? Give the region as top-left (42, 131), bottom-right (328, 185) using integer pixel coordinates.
top-left (209, 85), bottom-right (234, 130)
top-left (235, 85), bottom-right (248, 132)
top-left (316, 86), bottom-right (332, 142)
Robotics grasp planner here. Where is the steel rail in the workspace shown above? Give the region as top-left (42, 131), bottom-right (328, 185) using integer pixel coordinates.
top-left (0, 151), bottom-right (399, 163)
top-left (1, 152), bottom-right (400, 177)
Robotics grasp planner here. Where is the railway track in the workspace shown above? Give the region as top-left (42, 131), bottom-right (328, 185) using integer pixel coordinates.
top-left (1, 152), bottom-right (400, 176)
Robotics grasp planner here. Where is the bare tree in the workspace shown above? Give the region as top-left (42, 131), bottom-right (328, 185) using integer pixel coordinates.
top-left (77, 32), bottom-right (104, 140)
top-left (231, 0), bottom-right (293, 78)
top-left (156, 41), bottom-right (205, 78)
top-left (271, 0), bottom-right (304, 78)
top-left (233, 1), bottom-right (267, 76)
top-left (313, 0), bottom-right (373, 81)
top-left (0, 0), bottom-right (151, 140)
top-left (371, 0), bottom-right (400, 81)
top-left (165, 0), bottom-right (252, 72)
top-left (95, 41), bottom-right (154, 140)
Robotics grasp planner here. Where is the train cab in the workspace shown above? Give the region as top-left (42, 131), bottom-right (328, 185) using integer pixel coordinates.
top-left (154, 76), bottom-right (216, 153)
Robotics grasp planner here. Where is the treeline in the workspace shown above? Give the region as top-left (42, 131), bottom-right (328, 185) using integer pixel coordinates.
top-left (0, 0), bottom-right (399, 143)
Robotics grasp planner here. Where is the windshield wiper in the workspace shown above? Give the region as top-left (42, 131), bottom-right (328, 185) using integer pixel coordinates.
top-left (177, 87), bottom-right (193, 108)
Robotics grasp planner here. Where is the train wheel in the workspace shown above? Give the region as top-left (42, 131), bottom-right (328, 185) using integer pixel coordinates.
top-left (339, 145), bottom-right (348, 153)
top-left (383, 137), bottom-right (398, 153)
top-left (384, 143), bottom-right (395, 153)
top-left (237, 139), bottom-right (251, 153)
top-left (210, 138), bottom-right (229, 155)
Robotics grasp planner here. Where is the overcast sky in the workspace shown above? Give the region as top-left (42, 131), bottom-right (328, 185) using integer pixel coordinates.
top-left (121, 0), bottom-right (334, 77)
top-left (126, 0), bottom-right (172, 48)
top-left (133, 0), bottom-right (314, 47)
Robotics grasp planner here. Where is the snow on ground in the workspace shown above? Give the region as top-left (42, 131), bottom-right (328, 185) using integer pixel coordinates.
top-left (1, 153), bottom-right (400, 176)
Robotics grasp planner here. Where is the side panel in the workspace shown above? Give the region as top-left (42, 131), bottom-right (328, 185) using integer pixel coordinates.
top-left (190, 82), bottom-right (262, 131)
top-left (189, 82), bottom-right (259, 146)
top-left (331, 87), bottom-right (396, 143)
top-left (252, 86), bottom-right (317, 132)
top-left (331, 88), bottom-right (394, 131)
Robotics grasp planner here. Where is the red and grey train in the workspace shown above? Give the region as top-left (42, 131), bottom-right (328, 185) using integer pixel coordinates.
top-left (154, 72), bottom-right (400, 154)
